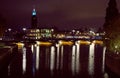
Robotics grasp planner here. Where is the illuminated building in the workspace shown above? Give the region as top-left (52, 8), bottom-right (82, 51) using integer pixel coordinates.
top-left (3, 28), bottom-right (16, 41)
top-left (26, 28), bottom-right (54, 40)
top-left (26, 29), bottom-right (40, 40)
top-left (25, 8), bottom-right (40, 40)
top-left (24, 8), bottom-right (55, 40)
top-left (40, 28), bottom-right (54, 38)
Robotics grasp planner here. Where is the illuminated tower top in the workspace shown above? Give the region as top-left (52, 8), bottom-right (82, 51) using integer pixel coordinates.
top-left (32, 8), bottom-right (36, 16)
top-left (31, 8), bottom-right (37, 28)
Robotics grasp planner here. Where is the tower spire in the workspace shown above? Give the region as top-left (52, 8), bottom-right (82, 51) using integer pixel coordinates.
top-left (31, 7), bottom-right (37, 28)
top-left (32, 8), bottom-right (36, 16)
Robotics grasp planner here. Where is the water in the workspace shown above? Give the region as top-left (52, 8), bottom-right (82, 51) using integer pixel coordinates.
top-left (0, 41), bottom-right (119, 78)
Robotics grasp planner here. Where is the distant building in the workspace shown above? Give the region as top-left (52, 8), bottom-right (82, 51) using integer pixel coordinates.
top-left (25, 8), bottom-right (55, 40)
top-left (26, 28), bottom-right (54, 40)
top-left (40, 28), bottom-right (54, 38)
top-left (26, 28), bottom-right (41, 40)
top-left (3, 28), bottom-right (16, 41)
top-left (25, 8), bottom-right (39, 40)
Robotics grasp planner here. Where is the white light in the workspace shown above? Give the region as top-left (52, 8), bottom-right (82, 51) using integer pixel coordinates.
top-left (51, 29), bottom-right (54, 31)
top-left (0, 38), bottom-right (2, 40)
top-left (60, 46), bottom-right (64, 69)
top-left (72, 30), bottom-right (75, 33)
top-left (22, 47), bottom-right (26, 74)
top-left (8, 65), bottom-right (10, 76)
top-left (23, 28), bottom-right (27, 31)
top-left (115, 45), bottom-right (118, 49)
top-left (31, 45), bottom-right (34, 53)
top-left (104, 73), bottom-right (109, 78)
top-left (50, 46), bottom-right (55, 75)
top-left (59, 40), bottom-right (62, 44)
top-left (8, 28), bottom-right (11, 31)
top-left (32, 9), bottom-right (36, 15)
top-left (76, 43), bottom-right (80, 74)
top-left (71, 45), bottom-right (76, 75)
top-left (88, 43), bottom-right (95, 75)
top-left (103, 47), bottom-right (106, 72)
top-left (56, 44), bottom-right (60, 69)
top-left (36, 45), bottom-right (40, 70)
top-left (96, 33), bottom-right (99, 36)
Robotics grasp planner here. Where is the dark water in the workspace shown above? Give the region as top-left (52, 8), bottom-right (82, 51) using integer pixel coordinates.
top-left (0, 42), bottom-right (119, 78)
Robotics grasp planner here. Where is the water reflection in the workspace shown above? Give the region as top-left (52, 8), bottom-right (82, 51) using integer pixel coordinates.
top-left (76, 42), bottom-right (80, 74)
top-left (104, 72), bottom-right (109, 78)
top-left (88, 43), bottom-right (95, 75)
top-left (36, 45), bottom-right (40, 70)
top-left (22, 47), bottom-right (26, 74)
top-left (103, 47), bottom-right (106, 73)
top-left (71, 43), bottom-right (80, 75)
top-left (71, 45), bottom-right (76, 75)
top-left (60, 45), bottom-right (63, 70)
top-left (8, 41), bottom-right (106, 78)
top-left (50, 46), bottom-right (55, 74)
top-left (56, 44), bottom-right (60, 70)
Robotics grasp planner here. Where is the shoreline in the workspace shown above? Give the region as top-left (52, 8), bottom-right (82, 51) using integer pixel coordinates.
top-left (105, 52), bottom-right (120, 77)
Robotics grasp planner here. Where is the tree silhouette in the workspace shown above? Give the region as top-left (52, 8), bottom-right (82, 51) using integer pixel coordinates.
top-left (105, 15), bottom-right (120, 53)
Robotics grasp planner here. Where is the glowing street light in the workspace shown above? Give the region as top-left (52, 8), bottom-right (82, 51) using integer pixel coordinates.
top-left (23, 28), bottom-right (27, 31)
top-left (8, 28), bottom-right (11, 31)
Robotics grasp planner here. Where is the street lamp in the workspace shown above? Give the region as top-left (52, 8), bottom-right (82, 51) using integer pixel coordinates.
top-left (8, 28), bottom-right (11, 32)
top-left (23, 28), bottom-right (27, 31)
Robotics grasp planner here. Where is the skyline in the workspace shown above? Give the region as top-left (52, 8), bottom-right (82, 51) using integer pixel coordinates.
top-left (0, 0), bottom-right (120, 30)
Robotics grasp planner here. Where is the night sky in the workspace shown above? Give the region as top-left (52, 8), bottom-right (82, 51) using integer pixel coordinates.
top-left (0, 0), bottom-right (120, 30)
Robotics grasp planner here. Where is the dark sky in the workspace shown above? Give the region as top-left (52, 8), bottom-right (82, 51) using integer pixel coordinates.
top-left (0, 0), bottom-right (120, 30)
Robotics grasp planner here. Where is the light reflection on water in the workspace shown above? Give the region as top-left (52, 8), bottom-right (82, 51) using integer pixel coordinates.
top-left (76, 41), bottom-right (80, 74)
top-left (103, 47), bottom-right (106, 73)
top-left (22, 47), bottom-right (26, 74)
top-left (88, 43), bottom-right (95, 75)
top-left (50, 46), bottom-right (55, 73)
top-left (60, 45), bottom-right (64, 70)
top-left (36, 45), bottom-right (39, 70)
top-left (56, 44), bottom-right (60, 70)
top-left (71, 45), bottom-right (76, 75)
top-left (32, 44), bottom-right (36, 76)
top-left (8, 41), bottom-right (106, 78)
top-left (71, 44), bottom-right (80, 75)
top-left (45, 47), bottom-right (50, 69)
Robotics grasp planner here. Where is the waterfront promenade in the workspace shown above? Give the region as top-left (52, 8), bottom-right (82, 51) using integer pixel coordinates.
top-left (0, 43), bottom-right (18, 77)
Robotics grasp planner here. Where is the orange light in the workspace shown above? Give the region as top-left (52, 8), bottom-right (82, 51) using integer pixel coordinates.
top-left (36, 41), bottom-right (52, 46)
top-left (59, 40), bottom-right (73, 45)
